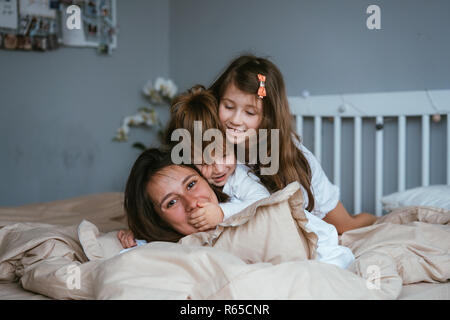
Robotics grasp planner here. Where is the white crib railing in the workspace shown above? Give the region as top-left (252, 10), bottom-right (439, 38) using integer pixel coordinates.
top-left (289, 89), bottom-right (450, 216)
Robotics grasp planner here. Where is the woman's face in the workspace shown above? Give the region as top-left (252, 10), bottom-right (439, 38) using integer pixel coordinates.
top-left (218, 82), bottom-right (263, 145)
top-left (146, 165), bottom-right (218, 235)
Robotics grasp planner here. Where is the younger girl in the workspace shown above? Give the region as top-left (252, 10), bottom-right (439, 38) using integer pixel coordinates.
top-left (209, 54), bottom-right (377, 234)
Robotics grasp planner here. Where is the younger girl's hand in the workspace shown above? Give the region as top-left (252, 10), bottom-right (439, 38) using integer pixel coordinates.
top-left (117, 229), bottom-right (137, 249)
top-left (188, 202), bottom-right (224, 232)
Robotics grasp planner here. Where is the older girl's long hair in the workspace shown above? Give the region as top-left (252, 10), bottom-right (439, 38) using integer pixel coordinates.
top-left (209, 54), bottom-right (315, 212)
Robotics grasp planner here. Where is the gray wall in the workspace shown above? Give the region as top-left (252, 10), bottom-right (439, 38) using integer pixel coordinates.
top-left (170, 0), bottom-right (450, 94)
top-left (169, 0), bottom-right (450, 214)
top-left (1, 1), bottom-right (449, 213)
top-left (0, 0), bottom-right (170, 206)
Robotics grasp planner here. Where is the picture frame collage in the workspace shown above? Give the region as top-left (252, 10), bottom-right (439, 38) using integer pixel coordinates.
top-left (0, 0), bottom-right (117, 54)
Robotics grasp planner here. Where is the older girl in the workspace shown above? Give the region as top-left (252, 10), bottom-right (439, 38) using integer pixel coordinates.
top-left (209, 54), bottom-right (377, 234)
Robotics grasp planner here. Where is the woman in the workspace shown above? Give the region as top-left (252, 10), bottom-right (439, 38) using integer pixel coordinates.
top-left (118, 147), bottom-right (354, 270)
top-left (121, 147), bottom-right (229, 245)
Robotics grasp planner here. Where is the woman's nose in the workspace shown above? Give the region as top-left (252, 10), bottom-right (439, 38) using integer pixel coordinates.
top-left (183, 196), bottom-right (198, 212)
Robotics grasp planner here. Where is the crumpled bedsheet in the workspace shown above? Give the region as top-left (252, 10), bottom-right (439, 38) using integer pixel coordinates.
top-left (0, 185), bottom-right (448, 300)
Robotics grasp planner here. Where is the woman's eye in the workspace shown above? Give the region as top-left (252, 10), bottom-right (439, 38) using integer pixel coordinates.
top-left (246, 111), bottom-right (256, 116)
top-left (167, 199), bottom-right (177, 208)
top-left (224, 105), bottom-right (233, 109)
top-left (187, 180), bottom-right (197, 190)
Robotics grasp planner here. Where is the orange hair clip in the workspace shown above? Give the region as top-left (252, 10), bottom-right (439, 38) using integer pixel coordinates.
top-left (257, 74), bottom-right (266, 99)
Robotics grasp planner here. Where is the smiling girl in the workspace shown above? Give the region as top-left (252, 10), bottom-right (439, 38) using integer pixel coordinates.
top-left (209, 54), bottom-right (377, 234)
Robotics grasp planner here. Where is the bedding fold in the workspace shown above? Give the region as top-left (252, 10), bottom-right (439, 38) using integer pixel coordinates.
top-left (342, 206), bottom-right (450, 286)
top-left (180, 182), bottom-right (318, 264)
top-left (93, 242), bottom-right (382, 300)
top-left (0, 187), bottom-right (448, 300)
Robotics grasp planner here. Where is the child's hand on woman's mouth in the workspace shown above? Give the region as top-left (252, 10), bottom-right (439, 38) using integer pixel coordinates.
top-left (188, 202), bottom-right (224, 232)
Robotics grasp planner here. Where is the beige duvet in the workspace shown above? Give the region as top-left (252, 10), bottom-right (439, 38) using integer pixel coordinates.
top-left (0, 183), bottom-right (449, 300)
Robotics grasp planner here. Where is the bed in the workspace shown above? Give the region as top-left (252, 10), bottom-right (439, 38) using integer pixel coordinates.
top-left (0, 184), bottom-right (449, 300)
top-left (0, 89), bottom-right (449, 300)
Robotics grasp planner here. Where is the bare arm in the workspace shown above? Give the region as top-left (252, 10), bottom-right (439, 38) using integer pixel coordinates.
top-left (323, 201), bottom-right (378, 235)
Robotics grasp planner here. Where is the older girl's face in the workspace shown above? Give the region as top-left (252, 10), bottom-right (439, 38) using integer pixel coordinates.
top-left (218, 82), bottom-right (263, 145)
top-left (146, 165), bottom-right (218, 235)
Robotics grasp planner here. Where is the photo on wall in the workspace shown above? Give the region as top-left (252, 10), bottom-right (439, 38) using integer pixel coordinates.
top-left (0, 0), bottom-right (117, 54)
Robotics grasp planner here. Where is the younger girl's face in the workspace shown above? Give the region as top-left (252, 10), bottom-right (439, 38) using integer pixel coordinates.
top-left (218, 82), bottom-right (263, 145)
top-left (196, 150), bottom-right (236, 187)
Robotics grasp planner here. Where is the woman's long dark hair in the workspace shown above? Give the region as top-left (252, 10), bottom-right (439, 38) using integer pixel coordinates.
top-left (124, 148), bottom-right (229, 242)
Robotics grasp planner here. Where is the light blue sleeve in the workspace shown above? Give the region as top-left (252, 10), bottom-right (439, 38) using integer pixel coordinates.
top-left (119, 239), bottom-right (148, 254)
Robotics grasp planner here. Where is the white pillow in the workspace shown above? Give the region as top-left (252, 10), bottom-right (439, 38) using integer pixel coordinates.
top-left (381, 185), bottom-right (450, 211)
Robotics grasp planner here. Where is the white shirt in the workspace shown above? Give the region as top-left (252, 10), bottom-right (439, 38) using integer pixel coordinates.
top-left (294, 140), bottom-right (340, 219)
top-left (218, 163), bottom-right (353, 269)
top-left (304, 210), bottom-right (354, 269)
top-left (219, 164), bottom-right (270, 220)
top-left (221, 140), bottom-right (341, 220)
